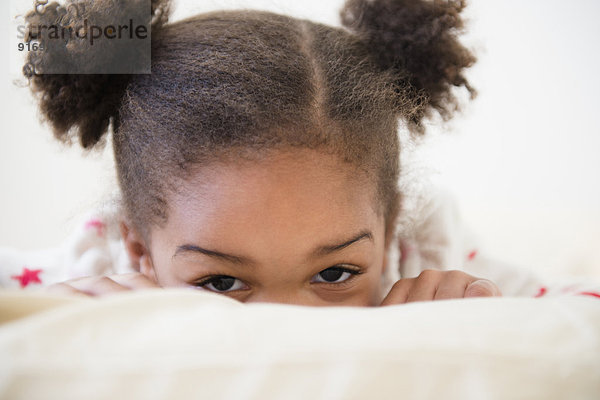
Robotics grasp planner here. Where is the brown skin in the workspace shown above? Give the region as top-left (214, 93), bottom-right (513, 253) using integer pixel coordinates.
top-left (47, 149), bottom-right (501, 305)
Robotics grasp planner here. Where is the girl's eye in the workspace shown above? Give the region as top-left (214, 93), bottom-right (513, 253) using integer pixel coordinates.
top-left (311, 266), bottom-right (359, 284)
top-left (197, 276), bottom-right (246, 292)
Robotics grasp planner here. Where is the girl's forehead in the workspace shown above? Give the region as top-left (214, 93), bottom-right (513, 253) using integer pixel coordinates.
top-left (160, 149), bottom-right (382, 247)
top-left (174, 149), bottom-right (374, 206)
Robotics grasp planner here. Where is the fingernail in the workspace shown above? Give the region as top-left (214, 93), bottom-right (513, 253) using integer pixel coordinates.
top-left (465, 280), bottom-right (499, 298)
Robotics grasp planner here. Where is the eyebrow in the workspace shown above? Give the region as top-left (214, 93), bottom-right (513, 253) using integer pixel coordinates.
top-left (172, 245), bottom-right (248, 264)
top-left (171, 230), bottom-right (373, 264)
top-left (313, 230), bottom-right (373, 256)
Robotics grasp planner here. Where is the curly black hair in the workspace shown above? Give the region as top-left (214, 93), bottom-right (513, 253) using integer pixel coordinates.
top-left (22, 0), bottom-right (476, 244)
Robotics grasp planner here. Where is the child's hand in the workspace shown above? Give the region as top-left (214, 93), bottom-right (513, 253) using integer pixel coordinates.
top-left (45, 273), bottom-right (160, 297)
top-left (381, 270), bottom-right (501, 305)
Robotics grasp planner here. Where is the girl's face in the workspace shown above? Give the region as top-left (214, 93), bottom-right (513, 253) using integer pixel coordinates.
top-left (135, 149), bottom-right (389, 306)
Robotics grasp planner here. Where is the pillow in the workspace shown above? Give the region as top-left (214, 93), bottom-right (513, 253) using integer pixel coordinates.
top-left (1, 289), bottom-right (599, 400)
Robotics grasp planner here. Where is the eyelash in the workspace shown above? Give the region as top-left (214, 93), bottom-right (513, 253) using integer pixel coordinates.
top-left (193, 275), bottom-right (247, 292)
top-left (192, 265), bottom-right (363, 292)
top-left (311, 265), bottom-right (362, 288)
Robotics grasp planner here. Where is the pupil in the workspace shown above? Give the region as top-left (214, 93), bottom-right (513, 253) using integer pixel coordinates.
top-left (213, 276), bottom-right (235, 291)
top-left (320, 268), bottom-right (343, 282)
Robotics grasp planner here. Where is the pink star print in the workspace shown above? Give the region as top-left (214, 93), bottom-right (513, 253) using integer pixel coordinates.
top-left (11, 267), bottom-right (43, 288)
top-left (84, 218), bottom-right (106, 236)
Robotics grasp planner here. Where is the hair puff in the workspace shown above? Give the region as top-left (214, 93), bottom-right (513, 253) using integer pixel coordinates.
top-left (341, 0), bottom-right (477, 130)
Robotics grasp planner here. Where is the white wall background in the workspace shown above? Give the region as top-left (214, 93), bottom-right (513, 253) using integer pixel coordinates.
top-left (2, 0), bottom-right (599, 279)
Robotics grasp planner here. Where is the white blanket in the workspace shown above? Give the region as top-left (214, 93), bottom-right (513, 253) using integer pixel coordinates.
top-left (1, 289), bottom-right (599, 399)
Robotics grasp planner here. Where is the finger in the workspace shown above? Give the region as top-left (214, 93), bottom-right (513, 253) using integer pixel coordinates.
top-left (405, 270), bottom-right (440, 303)
top-left (464, 279), bottom-right (502, 298)
top-left (380, 278), bottom-right (414, 306)
top-left (68, 276), bottom-right (130, 297)
top-left (108, 273), bottom-right (161, 290)
top-left (45, 282), bottom-right (92, 297)
top-left (434, 270), bottom-right (471, 300)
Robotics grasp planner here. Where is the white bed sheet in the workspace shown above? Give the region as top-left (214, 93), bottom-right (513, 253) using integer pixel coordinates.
top-left (1, 289), bottom-right (599, 400)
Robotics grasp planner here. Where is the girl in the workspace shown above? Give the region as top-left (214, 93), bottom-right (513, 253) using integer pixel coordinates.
top-left (15, 0), bottom-right (507, 305)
